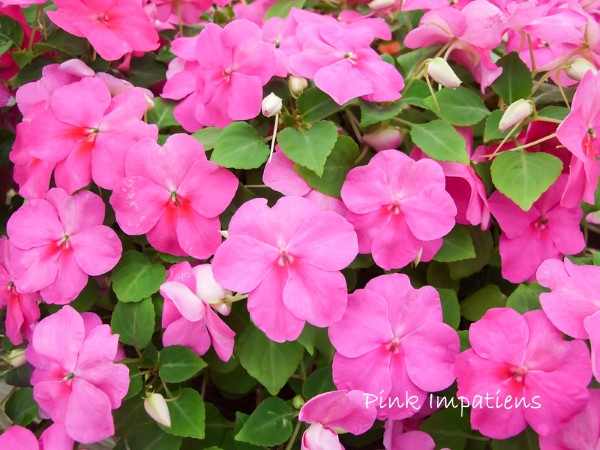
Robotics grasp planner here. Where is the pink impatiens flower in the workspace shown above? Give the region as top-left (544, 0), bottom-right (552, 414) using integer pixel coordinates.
top-left (383, 419), bottom-right (435, 450)
top-left (27, 306), bottom-right (130, 444)
top-left (455, 308), bottom-right (592, 439)
top-left (0, 237), bottom-right (40, 345)
top-left (329, 273), bottom-right (460, 420)
top-left (110, 133), bottom-right (238, 259)
top-left (298, 389), bottom-right (377, 450)
top-left (160, 262), bottom-right (235, 361)
top-left (212, 196), bottom-right (358, 342)
top-left (341, 150), bottom-right (456, 270)
top-left (488, 175), bottom-right (585, 283)
top-left (7, 188), bottom-right (122, 304)
top-left (48, 0), bottom-right (159, 61)
top-left (162, 19), bottom-right (275, 130)
top-left (537, 258), bottom-right (600, 382)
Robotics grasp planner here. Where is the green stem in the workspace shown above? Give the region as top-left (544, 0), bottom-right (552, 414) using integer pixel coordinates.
top-left (285, 419), bottom-right (303, 450)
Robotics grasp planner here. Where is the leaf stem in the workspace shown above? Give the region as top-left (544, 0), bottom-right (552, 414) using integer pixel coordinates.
top-left (285, 419), bottom-right (303, 450)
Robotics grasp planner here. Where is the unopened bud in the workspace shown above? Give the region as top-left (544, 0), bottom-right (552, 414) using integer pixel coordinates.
top-left (6, 348), bottom-right (26, 367)
top-left (426, 57), bottom-right (462, 89)
top-left (292, 394), bottom-right (305, 409)
top-left (144, 393), bottom-right (171, 428)
top-left (193, 264), bottom-right (231, 308)
top-left (498, 99), bottom-right (533, 131)
top-left (262, 92), bottom-right (283, 117)
top-left (288, 76), bottom-right (308, 97)
top-left (368, 0), bottom-right (396, 9)
top-left (362, 127), bottom-right (402, 151)
top-left (565, 58), bottom-right (598, 81)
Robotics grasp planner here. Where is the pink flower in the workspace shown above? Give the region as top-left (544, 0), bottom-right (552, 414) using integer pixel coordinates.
top-left (153, 0), bottom-right (229, 25)
top-left (329, 273), bottom-right (460, 420)
top-left (537, 258), bottom-right (600, 382)
top-left (290, 19), bottom-right (404, 104)
top-left (557, 70), bottom-right (600, 207)
top-left (261, 16), bottom-right (302, 77)
top-left (299, 390), bottom-right (377, 450)
top-left (212, 196), bottom-right (358, 342)
top-left (488, 175), bottom-right (585, 283)
top-left (0, 425), bottom-right (38, 450)
top-left (341, 150), bottom-right (456, 270)
top-left (22, 76), bottom-right (157, 192)
top-left (0, 237), bottom-right (40, 345)
top-left (455, 308), bottom-right (592, 439)
top-left (383, 420), bottom-right (435, 450)
top-left (160, 262), bottom-right (235, 361)
top-left (162, 19), bottom-right (275, 130)
top-left (26, 306), bottom-right (130, 444)
top-left (7, 188), bottom-right (122, 304)
top-left (539, 389), bottom-right (600, 450)
top-left (48, 0), bottom-right (159, 61)
top-left (110, 134), bottom-right (238, 259)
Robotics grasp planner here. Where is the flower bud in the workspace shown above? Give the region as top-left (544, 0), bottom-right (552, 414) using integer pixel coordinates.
top-left (498, 99), bottom-right (533, 131)
top-left (144, 393), bottom-right (171, 428)
top-left (426, 57), bottom-right (462, 89)
top-left (368, 0), bottom-right (396, 9)
top-left (6, 348), bottom-right (26, 367)
top-left (288, 76), bottom-right (308, 97)
top-left (262, 92), bottom-right (283, 117)
top-left (362, 127), bottom-right (402, 151)
top-left (565, 58), bottom-right (598, 81)
top-left (193, 264), bottom-right (231, 308)
top-left (292, 394), bottom-right (305, 409)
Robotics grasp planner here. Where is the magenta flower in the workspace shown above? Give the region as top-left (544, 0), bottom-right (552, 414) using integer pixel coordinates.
top-left (557, 70), bottom-right (600, 207)
top-left (341, 150), bottom-right (456, 270)
top-left (455, 308), bottom-right (592, 439)
top-left (212, 196), bottom-right (358, 342)
top-left (299, 390), bottom-right (377, 450)
top-left (290, 19), bottom-right (404, 105)
top-left (162, 19), bottom-right (275, 130)
top-left (48, 0), bottom-right (159, 61)
top-left (537, 258), bottom-right (600, 382)
top-left (160, 262), bottom-right (235, 361)
top-left (110, 134), bottom-right (238, 259)
top-left (329, 273), bottom-right (459, 420)
top-left (7, 188), bottom-right (122, 304)
top-left (0, 237), bottom-right (39, 345)
top-left (488, 175), bottom-right (585, 283)
top-left (26, 306), bottom-right (130, 444)
top-left (23, 76), bottom-right (157, 192)
top-left (383, 420), bottom-right (435, 450)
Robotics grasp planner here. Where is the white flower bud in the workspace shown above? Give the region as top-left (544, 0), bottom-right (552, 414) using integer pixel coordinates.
top-left (362, 127), bottom-right (403, 151)
top-left (288, 76), bottom-right (308, 97)
top-left (368, 0), bottom-right (396, 10)
top-left (565, 58), bottom-right (598, 81)
top-left (193, 264), bottom-right (231, 306)
top-left (426, 57), bottom-right (462, 89)
top-left (262, 92), bottom-right (283, 118)
top-left (144, 393), bottom-right (171, 428)
top-left (498, 99), bottom-right (533, 131)
top-left (6, 348), bottom-right (26, 367)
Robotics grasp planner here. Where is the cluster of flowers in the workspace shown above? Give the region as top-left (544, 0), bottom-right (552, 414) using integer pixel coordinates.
top-left (0, 0), bottom-right (600, 448)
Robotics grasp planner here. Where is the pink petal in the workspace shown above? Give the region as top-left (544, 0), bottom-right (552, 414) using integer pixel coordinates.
top-left (146, 205), bottom-right (186, 256)
top-left (263, 151), bottom-right (311, 196)
top-left (401, 188), bottom-right (456, 241)
top-left (341, 164), bottom-right (393, 214)
top-left (205, 308), bottom-right (236, 362)
top-left (46, 188), bottom-right (105, 235)
top-left (40, 249), bottom-right (88, 304)
top-left (371, 214), bottom-right (422, 270)
top-left (70, 226), bottom-right (121, 276)
top-left (585, 312), bottom-right (600, 382)
top-left (160, 282), bottom-right (205, 322)
top-left (50, 77), bottom-right (110, 128)
top-left (39, 423), bottom-right (74, 450)
top-left (301, 423), bottom-right (343, 450)
top-left (0, 426), bottom-right (39, 450)
top-left (228, 72), bottom-right (263, 120)
top-left (66, 378), bottom-right (115, 444)
top-left (163, 318), bottom-right (211, 357)
top-left (53, 141), bottom-right (94, 194)
top-left (314, 60), bottom-right (373, 105)
top-left (7, 199), bottom-right (63, 249)
top-left (9, 245), bottom-right (60, 294)
top-left (176, 205), bottom-right (222, 259)
top-left (332, 346), bottom-right (392, 401)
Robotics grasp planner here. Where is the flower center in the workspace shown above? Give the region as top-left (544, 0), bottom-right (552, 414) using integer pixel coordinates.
top-left (96, 14), bottom-right (110, 24)
top-left (583, 128), bottom-right (596, 157)
top-left (387, 200), bottom-right (401, 215)
top-left (277, 248), bottom-right (295, 266)
top-left (56, 235), bottom-right (70, 249)
top-left (534, 215), bottom-right (549, 229)
top-left (63, 372), bottom-right (75, 381)
top-left (344, 52), bottom-right (357, 64)
top-left (223, 67), bottom-right (233, 82)
top-left (510, 366), bottom-right (527, 382)
top-left (386, 336), bottom-right (401, 354)
top-left (7, 281), bottom-right (14, 292)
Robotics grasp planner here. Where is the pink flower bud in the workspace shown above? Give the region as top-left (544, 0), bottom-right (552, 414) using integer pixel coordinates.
top-left (498, 99), bottom-right (533, 131)
top-left (289, 76), bottom-right (308, 97)
top-left (194, 264), bottom-right (230, 304)
top-left (426, 57), bottom-right (462, 89)
top-left (565, 58), bottom-right (598, 82)
top-left (262, 92), bottom-right (283, 117)
top-left (362, 128), bottom-right (403, 151)
top-left (144, 393), bottom-right (171, 428)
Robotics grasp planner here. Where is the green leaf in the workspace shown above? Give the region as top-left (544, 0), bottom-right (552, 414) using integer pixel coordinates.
top-left (448, 228), bottom-right (494, 280)
top-left (537, 106), bottom-right (569, 121)
top-left (294, 135), bottom-right (359, 197)
top-left (359, 99), bottom-right (405, 127)
top-left (423, 87), bottom-right (490, 126)
top-left (237, 326), bottom-right (304, 395)
top-left (125, 363), bottom-right (144, 400)
top-left (264, 0), bottom-right (306, 19)
top-left (438, 288), bottom-right (461, 329)
top-left (233, 413), bottom-right (264, 450)
top-left (212, 122), bottom-right (270, 169)
top-left (159, 345), bottom-right (208, 383)
top-left (278, 121), bottom-right (338, 176)
top-left (33, 28), bottom-right (88, 56)
top-left (400, 79), bottom-right (430, 108)
top-left (193, 127), bottom-right (222, 151)
top-left (396, 47), bottom-right (439, 79)
top-left (484, 110), bottom-right (511, 142)
top-left (492, 427), bottom-right (539, 450)
top-left (491, 150), bottom-right (563, 211)
top-left (235, 397), bottom-right (295, 447)
top-left (14, 56), bottom-right (54, 87)
top-left (303, 367), bottom-right (335, 400)
top-left (148, 98), bottom-right (179, 129)
top-left (0, 16), bottom-right (24, 55)
top-left (420, 407), bottom-right (473, 450)
top-left (461, 285), bottom-right (507, 322)
top-left (127, 423), bottom-right (183, 450)
top-left (410, 120), bottom-right (469, 163)
top-left (111, 297), bottom-right (156, 349)
top-left (297, 87), bottom-right (341, 122)
top-left (161, 388), bottom-right (206, 439)
top-left (506, 282), bottom-right (545, 313)
top-left (5, 388), bottom-right (38, 426)
top-left (492, 52), bottom-right (533, 104)
top-left (128, 54), bottom-right (167, 88)
top-left (112, 251), bottom-right (166, 303)
top-left (434, 226), bottom-right (476, 262)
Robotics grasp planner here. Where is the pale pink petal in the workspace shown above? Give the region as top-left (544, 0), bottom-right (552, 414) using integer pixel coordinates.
top-left (7, 199), bottom-right (63, 249)
top-left (341, 164), bottom-right (393, 214)
top-left (301, 424), bottom-right (343, 450)
top-left (66, 378), bottom-right (114, 444)
top-left (40, 250), bottom-right (88, 304)
top-left (163, 318), bottom-right (211, 356)
top-left (176, 206), bottom-right (222, 259)
top-left (70, 226), bottom-right (122, 276)
top-left (204, 308), bottom-right (236, 362)
top-left (332, 347), bottom-right (392, 401)
top-left (160, 282), bottom-right (205, 322)
top-left (0, 426), bottom-right (39, 450)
